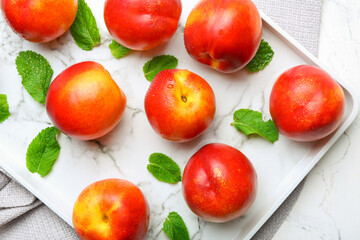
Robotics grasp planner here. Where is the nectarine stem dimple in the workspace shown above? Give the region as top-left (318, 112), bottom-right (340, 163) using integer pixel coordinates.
top-left (102, 214), bottom-right (109, 223)
top-left (181, 96), bottom-right (187, 103)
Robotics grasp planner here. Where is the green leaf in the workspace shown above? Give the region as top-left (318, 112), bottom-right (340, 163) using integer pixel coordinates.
top-left (143, 55), bottom-right (178, 82)
top-left (0, 94), bottom-right (10, 123)
top-left (147, 153), bottom-right (181, 184)
top-left (70, 0), bottom-right (100, 51)
top-left (162, 212), bottom-right (190, 240)
top-left (26, 127), bottom-right (61, 177)
top-left (246, 39), bottom-right (274, 72)
top-left (15, 50), bottom-right (53, 104)
top-left (232, 109), bottom-right (279, 143)
top-left (109, 39), bottom-right (132, 59)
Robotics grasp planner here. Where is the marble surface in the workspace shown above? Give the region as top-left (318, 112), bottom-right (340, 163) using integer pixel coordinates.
top-left (0, 0), bottom-right (358, 239)
top-left (273, 0), bottom-right (360, 239)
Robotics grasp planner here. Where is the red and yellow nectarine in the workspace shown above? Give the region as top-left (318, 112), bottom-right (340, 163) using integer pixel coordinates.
top-left (184, 0), bottom-right (262, 73)
top-left (1, 0), bottom-right (78, 42)
top-left (104, 0), bottom-right (182, 50)
top-left (144, 69), bottom-right (216, 142)
top-left (182, 143), bottom-right (257, 222)
top-left (269, 65), bottom-right (345, 141)
top-left (73, 178), bottom-right (150, 240)
top-left (46, 61), bottom-right (126, 140)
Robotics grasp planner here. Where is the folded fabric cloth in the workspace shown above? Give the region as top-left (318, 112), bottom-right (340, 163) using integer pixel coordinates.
top-left (0, 0), bottom-right (322, 239)
top-left (0, 169), bottom-right (79, 239)
top-left (254, 0), bottom-right (322, 56)
top-left (0, 171), bottom-right (39, 226)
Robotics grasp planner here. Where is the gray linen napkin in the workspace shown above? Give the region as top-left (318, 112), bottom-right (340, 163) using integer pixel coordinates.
top-left (0, 0), bottom-right (322, 239)
top-left (0, 169), bottom-right (79, 239)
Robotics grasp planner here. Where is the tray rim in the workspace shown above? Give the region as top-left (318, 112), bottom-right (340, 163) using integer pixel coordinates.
top-left (236, 10), bottom-right (360, 240)
top-left (0, 8), bottom-right (358, 240)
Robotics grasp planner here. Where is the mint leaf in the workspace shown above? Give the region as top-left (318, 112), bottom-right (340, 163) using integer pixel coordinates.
top-left (246, 39), bottom-right (274, 72)
top-left (0, 94), bottom-right (10, 123)
top-left (232, 109), bottom-right (278, 143)
top-left (147, 153), bottom-right (181, 184)
top-left (70, 0), bottom-right (100, 51)
top-left (15, 50), bottom-right (53, 104)
top-left (143, 55), bottom-right (178, 82)
top-left (26, 127), bottom-right (60, 177)
top-left (162, 212), bottom-right (190, 240)
top-left (109, 39), bottom-right (132, 59)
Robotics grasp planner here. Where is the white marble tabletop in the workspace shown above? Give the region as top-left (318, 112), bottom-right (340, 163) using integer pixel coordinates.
top-left (274, 0), bottom-right (360, 239)
top-left (0, 0), bottom-right (359, 239)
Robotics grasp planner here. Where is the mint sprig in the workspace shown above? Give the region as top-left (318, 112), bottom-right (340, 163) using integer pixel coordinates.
top-left (70, 0), bottom-right (100, 51)
top-left (0, 94), bottom-right (10, 123)
top-left (26, 127), bottom-right (61, 177)
top-left (147, 153), bottom-right (181, 184)
top-left (232, 109), bottom-right (279, 143)
top-left (143, 55), bottom-right (178, 82)
top-left (246, 39), bottom-right (274, 72)
top-left (109, 39), bottom-right (132, 59)
top-left (15, 50), bottom-right (53, 104)
top-left (162, 212), bottom-right (190, 240)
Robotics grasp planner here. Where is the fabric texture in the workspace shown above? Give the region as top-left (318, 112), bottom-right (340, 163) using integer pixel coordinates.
top-left (0, 169), bottom-right (79, 240)
top-left (0, 0), bottom-right (322, 239)
top-left (255, 0), bottom-right (322, 56)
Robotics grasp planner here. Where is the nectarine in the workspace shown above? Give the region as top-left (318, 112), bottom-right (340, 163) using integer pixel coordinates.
top-left (269, 65), bottom-right (345, 141)
top-left (182, 143), bottom-right (257, 222)
top-left (73, 178), bottom-right (150, 240)
top-left (184, 0), bottom-right (262, 73)
top-left (144, 69), bottom-right (216, 142)
top-left (104, 0), bottom-right (182, 50)
top-left (1, 0), bottom-right (78, 42)
top-left (46, 61), bottom-right (126, 140)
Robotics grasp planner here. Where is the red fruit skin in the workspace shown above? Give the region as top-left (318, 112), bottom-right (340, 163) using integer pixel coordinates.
top-left (269, 65), bottom-right (345, 141)
top-left (46, 61), bottom-right (126, 141)
top-left (104, 0), bottom-right (182, 50)
top-left (144, 69), bottom-right (216, 142)
top-left (182, 143), bottom-right (257, 223)
top-left (1, 0), bottom-right (78, 42)
top-left (72, 178), bottom-right (150, 240)
top-left (184, 0), bottom-right (262, 73)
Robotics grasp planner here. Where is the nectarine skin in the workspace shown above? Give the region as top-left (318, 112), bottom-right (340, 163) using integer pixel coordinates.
top-left (46, 61), bottom-right (126, 141)
top-left (104, 0), bottom-right (182, 50)
top-left (182, 143), bottom-right (257, 222)
top-left (270, 65), bottom-right (345, 141)
top-left (73, 179), bottom-right (150, 240)
top-left (144, 69), bottom-right (216, 142)
top-left (184, 0), bottom-right (262, 73)
top-left (1, 0), bottom-right (78, 42)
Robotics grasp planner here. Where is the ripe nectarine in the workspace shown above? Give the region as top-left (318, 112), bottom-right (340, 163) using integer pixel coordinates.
top-left (1, 0), bottom-right (78, 42)
top-left (46, 61), bottom-right (126, 140)
top-left (144, 69), bottom-right (216, 142)
top-left (73, 178), bottom-right (150, 240)
top-left (270, 65), bottom-right (345, 141)
top-left (184, 0), bottom-right (262, 73)
top-left (104, 0), bottom-right (182, 50)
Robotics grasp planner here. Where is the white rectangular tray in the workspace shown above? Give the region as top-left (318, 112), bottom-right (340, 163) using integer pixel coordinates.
top-left (0, 1), bottom-right (358, 239)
